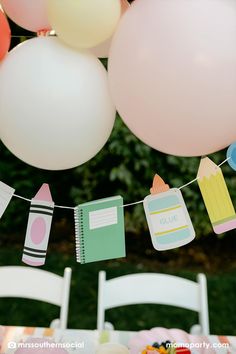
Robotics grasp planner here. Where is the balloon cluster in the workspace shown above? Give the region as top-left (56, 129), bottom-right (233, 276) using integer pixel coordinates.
top-left (0, 0), bottom-right (129, 170)
top-left (1, 0), bottom-right (236, 170)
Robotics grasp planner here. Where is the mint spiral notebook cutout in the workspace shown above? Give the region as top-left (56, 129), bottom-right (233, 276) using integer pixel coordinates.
top-left (144, 188), bottom-right (195, 251)
top-left (74, 196), bottom-right (126, 264)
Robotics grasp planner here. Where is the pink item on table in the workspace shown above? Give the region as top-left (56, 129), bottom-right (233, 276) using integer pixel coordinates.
top-left (128, 327), bottom-right (215, 354)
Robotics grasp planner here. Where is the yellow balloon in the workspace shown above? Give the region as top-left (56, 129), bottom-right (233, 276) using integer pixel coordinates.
top-left (47, 0), bottom-right (121, 49)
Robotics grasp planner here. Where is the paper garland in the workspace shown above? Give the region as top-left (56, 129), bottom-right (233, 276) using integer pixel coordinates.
top-left (0, 150), bottom-right (236, 266)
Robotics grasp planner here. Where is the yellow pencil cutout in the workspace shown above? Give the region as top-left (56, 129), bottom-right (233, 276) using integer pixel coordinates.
top-left (197, 157), bottom-right (236, 234)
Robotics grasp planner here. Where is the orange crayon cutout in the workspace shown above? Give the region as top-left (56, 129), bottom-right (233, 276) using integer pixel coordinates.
top-left (150, 174), bottom-right (170, 195)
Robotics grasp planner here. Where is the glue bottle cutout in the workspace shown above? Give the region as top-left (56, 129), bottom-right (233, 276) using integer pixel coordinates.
top-left (22, 184), bottom-right (54, 267)
top-left (144, 175), bottom-right (195, 251)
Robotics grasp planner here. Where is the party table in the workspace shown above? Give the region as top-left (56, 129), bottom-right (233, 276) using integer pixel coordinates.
top-left (0, 326), bottom-right (235, 354)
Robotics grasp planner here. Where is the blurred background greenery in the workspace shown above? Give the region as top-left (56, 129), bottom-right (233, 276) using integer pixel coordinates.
top-left (0, 6), bottom-right (236, 335)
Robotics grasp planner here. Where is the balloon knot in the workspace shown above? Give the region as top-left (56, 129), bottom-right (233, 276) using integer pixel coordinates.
top-left (37, 29), bottom-right (53, 37)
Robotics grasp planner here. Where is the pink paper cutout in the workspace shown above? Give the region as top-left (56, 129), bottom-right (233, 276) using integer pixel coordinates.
top-left (30, 217), bottom-right (46, 244)
top-left (23, 259), bottom-right (44, 267)
top-left (22, 184), bottom-right (54, 267)
top-left (34, 183), bottom-right (53, 202)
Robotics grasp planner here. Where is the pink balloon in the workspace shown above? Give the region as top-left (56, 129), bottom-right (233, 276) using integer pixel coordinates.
top-left (109, 0), bottom-right (236, 157)
top-left (1, 0), bottom-right (50, 32)
top-left (90, 36), bottom-right (111, 59)
top-left (90, 0), bottom-right (130, 58)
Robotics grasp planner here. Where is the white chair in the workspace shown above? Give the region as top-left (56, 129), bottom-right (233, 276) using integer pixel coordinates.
top-left (97, 271), bottom-right (209, 335)
top-left (0, 266), bottom-right (72, 330)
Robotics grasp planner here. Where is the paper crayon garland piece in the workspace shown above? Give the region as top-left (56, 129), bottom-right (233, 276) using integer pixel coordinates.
top-left (0, 149), bottom-right (236, 266)
top-left (22, 184), bottom-right (54, 267)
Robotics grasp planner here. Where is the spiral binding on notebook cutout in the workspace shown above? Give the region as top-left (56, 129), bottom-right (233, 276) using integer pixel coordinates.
top-left (80, 208), bottom-right (86, 263)
top-left (74, 207), bottom-right (86, 263)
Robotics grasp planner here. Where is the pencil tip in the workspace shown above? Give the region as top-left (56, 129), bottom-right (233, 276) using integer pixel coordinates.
top-left (197, 156), bottom-right (218, 178)
top-left (34, 183), bottom-right (53, 202)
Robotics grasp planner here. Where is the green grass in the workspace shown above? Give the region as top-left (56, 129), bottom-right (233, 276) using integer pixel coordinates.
top-left (0, 247), bottom-right (236, 335)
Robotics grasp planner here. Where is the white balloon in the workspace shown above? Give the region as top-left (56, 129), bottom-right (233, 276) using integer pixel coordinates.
top-left (0, 37), bottom-right (116, 170)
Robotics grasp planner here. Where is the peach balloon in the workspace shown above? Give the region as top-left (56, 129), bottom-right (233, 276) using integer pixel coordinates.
top-left (0, 0), bottom-right (50, 32)
top-left (90, 0), bottom-right (130, 58)
top-left (0, 8), bottom-right (11, 60)
top-left (109, 0), bottom-right (236, 157)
